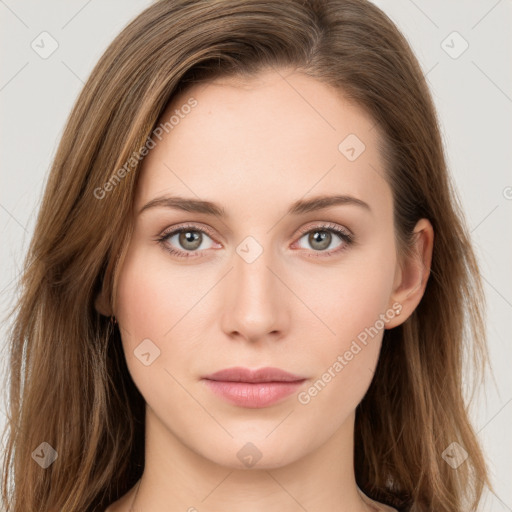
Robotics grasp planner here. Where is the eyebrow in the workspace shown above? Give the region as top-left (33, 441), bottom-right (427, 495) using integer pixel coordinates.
top-left (138, 193), bottom-right (371, 217)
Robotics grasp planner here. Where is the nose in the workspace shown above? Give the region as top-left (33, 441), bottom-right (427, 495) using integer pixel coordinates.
top-left (220, 241), bottom-right (290, 344)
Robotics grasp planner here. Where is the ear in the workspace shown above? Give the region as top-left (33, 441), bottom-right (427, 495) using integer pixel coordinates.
top-left (385, 218), bottom-right (434, 329)
top-left (94, 281), bottom-right (113, 317)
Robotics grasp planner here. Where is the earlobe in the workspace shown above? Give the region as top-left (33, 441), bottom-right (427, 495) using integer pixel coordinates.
top-left (386, 218), bottom-right (434, 329)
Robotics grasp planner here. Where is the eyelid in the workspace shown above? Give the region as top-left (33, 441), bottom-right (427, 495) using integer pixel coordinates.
top-left (294, 221), bottom-right (353, 239)
top-left (159, 222), bottom-right (217, 238)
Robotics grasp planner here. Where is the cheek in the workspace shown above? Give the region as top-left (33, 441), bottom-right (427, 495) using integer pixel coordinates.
top-left (115, 247), bottom-right (165, 339)
top-left (114, 245), bottom-right (184, 379)
top-left (116, 242), bottom-right (205, 339)
top-left (114, 244), bottom-right (216, 385)
top-left (294, 242), bottom-right (396, 411)
top-left (298, 243), bottom-right (396, 352)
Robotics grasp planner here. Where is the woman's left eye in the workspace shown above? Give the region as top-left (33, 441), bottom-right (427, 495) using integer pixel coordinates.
top-left (293, 223), bottom-right (354, 258)
top-left (156, 222), bottom-right (354, 259)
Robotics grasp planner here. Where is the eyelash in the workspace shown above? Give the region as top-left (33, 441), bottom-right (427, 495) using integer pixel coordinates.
top-left (155, 222), bottom-right (354, 260)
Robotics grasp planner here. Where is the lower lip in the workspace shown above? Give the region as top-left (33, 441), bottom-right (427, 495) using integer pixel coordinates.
top-left (202, 379), bottom-right (306, 408)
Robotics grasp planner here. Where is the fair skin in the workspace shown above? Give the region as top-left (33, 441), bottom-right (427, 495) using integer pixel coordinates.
top-left (99, 68), bottom-right (433, 512)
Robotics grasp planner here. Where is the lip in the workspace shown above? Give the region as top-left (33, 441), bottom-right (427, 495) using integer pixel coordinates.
top-left (203, 366), bottom-right (306, 383)
top-left (201, 366), bottom-right (307, 408)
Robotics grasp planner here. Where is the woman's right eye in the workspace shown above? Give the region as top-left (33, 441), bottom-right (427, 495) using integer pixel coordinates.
top-left (157, 225), bottom-right (217, 258)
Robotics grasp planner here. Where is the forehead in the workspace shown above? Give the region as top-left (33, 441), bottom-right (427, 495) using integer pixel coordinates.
top-left (135, 69), bottom-right (390, 216)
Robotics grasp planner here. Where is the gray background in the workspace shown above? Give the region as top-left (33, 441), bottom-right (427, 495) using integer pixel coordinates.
top-left (1, 1), bottom-right (511, 509)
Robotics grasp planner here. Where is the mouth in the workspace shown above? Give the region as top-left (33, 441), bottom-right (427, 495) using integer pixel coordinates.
top-left (201, 366), bottom-right (307, 408)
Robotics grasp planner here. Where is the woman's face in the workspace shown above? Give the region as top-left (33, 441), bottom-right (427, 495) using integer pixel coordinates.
top-left (114, 68), bottom-right (404, 469)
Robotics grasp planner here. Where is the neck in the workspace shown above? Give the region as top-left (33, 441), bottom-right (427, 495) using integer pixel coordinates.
top-left (131, 405), bottom-right (376, 512)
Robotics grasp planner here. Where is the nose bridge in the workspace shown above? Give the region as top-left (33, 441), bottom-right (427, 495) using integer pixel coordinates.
top-left (221, 235), bottom-right (287, 341)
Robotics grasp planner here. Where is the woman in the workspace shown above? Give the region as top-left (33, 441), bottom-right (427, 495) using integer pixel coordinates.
top-left (1, 1), bottom-right (491, 510)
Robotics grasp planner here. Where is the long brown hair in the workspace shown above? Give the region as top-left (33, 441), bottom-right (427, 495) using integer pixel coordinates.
top-left (1, 1), bottom-right (491, 510)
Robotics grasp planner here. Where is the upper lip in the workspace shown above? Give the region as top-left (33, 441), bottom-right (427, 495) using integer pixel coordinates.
top-left (202, 366), bottom-right (306, 383)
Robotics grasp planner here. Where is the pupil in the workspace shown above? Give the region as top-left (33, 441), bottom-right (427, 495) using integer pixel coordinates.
top-left (310, 231), bottom-right (330, 250)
